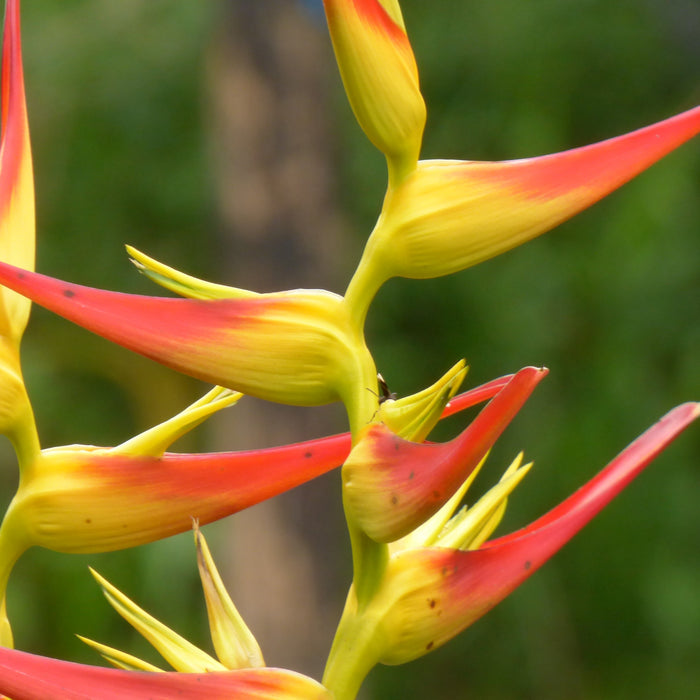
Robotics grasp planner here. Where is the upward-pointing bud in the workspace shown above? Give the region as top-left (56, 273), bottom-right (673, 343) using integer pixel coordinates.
top-left (323, 0), bottom-right (426, 179)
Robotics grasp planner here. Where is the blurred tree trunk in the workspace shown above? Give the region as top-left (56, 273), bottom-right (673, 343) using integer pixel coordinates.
top-left (205, 0), bottom-right (348, 678)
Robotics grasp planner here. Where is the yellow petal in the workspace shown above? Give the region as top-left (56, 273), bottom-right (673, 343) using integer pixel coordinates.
top-left (77, 636), bottom-right (165, 672)
top-left (194, 524), bottom-right (264, 669)
top-left (375, 359), bottom-right (467, 441)
top-left (127, 245), bottom-right (258, 301)
top-left (436, 455), bottom-right (532, 550)
top-left (90, 568), bottom-right (226, 673)
top-left (113, 386), bottom-right (242, 458)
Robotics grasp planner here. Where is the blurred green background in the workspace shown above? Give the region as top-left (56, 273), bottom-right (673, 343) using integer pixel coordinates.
top-left (0, 0), bottom-right (698, 698)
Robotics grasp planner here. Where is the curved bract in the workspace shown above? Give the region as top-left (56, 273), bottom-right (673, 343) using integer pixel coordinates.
top-left (0, 646), bottom-right (331, 700)
top-left (0, 261), bottom-right (372, 411)
top-left (359, 105), bottom-right (700, 285)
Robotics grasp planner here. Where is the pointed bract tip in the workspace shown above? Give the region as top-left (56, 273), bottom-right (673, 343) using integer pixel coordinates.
top-left (344, 366), bottom-right (546, 542)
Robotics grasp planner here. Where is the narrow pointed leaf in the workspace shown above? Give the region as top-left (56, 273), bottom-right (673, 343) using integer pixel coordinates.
top-left (436, 457), bottom-right (532, 550)
top-left (113, 386), bottom-right (242, 458)
top-left (127, 245), bottom-right (257, 301)
top-left (377, 359), bottom-right (467, 441)
top-left (77, 636), bottom-right (164, 673)
top-left (195, 525), bottom-right (264, 669)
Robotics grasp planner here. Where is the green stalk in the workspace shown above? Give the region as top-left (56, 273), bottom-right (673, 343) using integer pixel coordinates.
top-left (322, 589), bottom-right (382, 700)
top-left (8, 385), bottom-right (41, 474)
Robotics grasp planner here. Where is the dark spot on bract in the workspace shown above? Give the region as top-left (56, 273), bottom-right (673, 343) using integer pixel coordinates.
top-left (432, 490), bottom-right (440, 500)
top-left (63, 288), bottom-right (75, 298)
top-left (304, 451), bottom-right (313, 459)
top-left (409, 470), bottom-right (415, 480)
top-left (524, 560), bottom-right (531, 570)
top-left (426, 641), bottom-right (434, 650)
top-left (429, 599), bottom-right (436, 609)
top-left (391, 494), bottom-right (398, 506)
top-left (18, 272), bottom-right (25, 279)
top-left (85, 518), bottom-right (92, 524)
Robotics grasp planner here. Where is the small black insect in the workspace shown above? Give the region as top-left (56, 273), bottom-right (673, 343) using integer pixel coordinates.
top-left (376, 372), bottom-right (397, 404)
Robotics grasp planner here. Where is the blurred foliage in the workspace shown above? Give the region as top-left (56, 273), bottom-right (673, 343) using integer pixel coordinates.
top-left (0, 0), bottom-right (697, 697)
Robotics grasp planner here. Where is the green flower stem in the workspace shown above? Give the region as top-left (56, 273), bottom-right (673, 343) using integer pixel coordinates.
top-left (387, 149), bottom-right (420, 192)
top-left (345, 518), bottom-right (388, 608)
top-left (8, 387), bottom-right (41, 473)
top-left (342, 365), bottom-right (389, 606)
top-left (343, 232), bottom-right (390, 336)
top-left (322, 586), bottom-right (383, 700)
top-left (330, 323), bottom-right (391, 697)
top-left (0, 513), bottom-right (29, 647)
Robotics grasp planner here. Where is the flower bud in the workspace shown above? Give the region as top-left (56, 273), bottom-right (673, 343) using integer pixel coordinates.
top-left (324, 0), bottom-right (426, 176)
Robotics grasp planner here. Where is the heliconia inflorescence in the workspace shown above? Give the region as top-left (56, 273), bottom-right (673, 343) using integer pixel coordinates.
top-left (0, 0), bottom-right (696, 698)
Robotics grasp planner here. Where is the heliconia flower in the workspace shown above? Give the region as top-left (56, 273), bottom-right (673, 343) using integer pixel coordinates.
top-left (0, 387), bottom-right (352, 647)
top-left (0, 646), bottom-right (331, 700)
top-left (343, 366), bottom-right (547, 542)
top-left (0, 369), bottom-right (514, 561)
top-left (326, 402), bottom-right (699, 689)
top-left (323, 0), bottom-right (426, 179)
top-left (0, 261), bottom-right (377, 417)
top-left (356, 105), bottom-right (700, 285)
